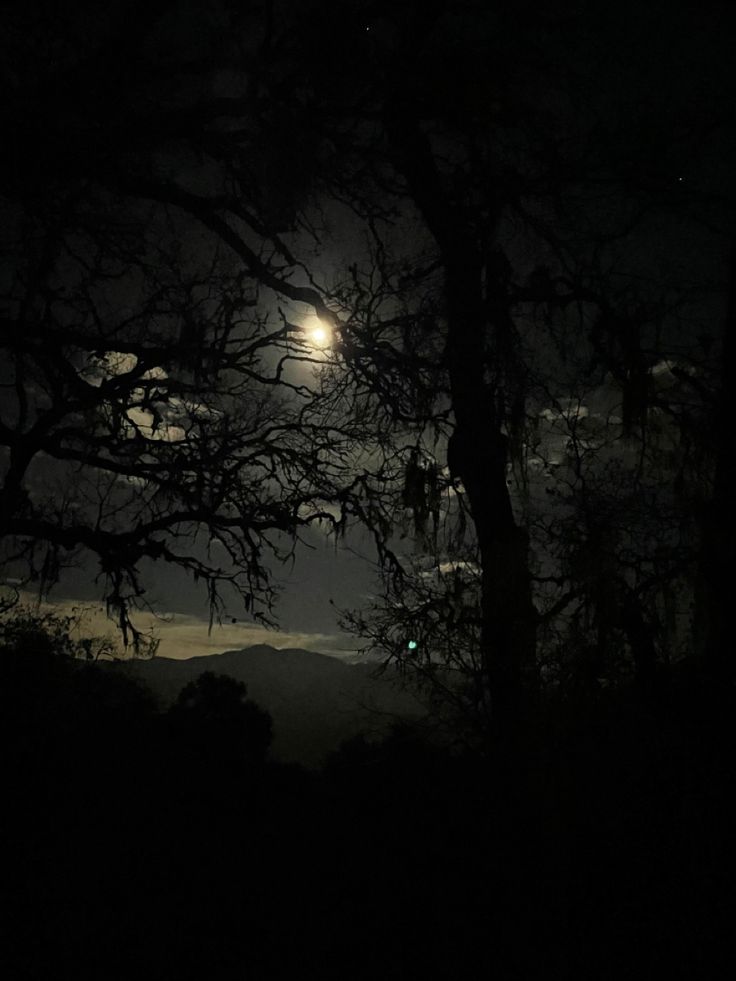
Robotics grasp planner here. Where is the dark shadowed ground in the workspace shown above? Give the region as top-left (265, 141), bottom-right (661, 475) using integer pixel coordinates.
top-left (2, 639), bottom-right (735, 980)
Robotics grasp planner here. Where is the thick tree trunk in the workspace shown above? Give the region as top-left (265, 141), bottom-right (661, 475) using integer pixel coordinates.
top-left (697, 248), bottom-right (736, 679)
top-left (385, 107), bottom-right (537, 731)
top-left (619, 585), bottom-right (660, 701)
top-left (444, 254), bottom-right (537, 730)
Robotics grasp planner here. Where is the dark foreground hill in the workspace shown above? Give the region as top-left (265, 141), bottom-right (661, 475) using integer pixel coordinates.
top-left (115, 645), bottom-right (426, 766)
top-left (4, 631), bottom-right (736, 980)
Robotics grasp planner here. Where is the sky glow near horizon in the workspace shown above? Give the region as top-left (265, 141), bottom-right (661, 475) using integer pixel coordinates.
top-left (1, 590), bottom-right (355, 661)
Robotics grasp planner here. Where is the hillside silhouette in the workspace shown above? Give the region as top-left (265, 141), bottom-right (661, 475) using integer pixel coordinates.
top-left (3, 614), bottom-right (736, 978)
top-left (116, 645), bottom-right (427, 766)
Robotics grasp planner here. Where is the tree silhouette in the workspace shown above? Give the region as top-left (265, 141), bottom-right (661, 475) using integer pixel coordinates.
top-left (264, 0), bottom-right (735, 732)
top-left (0, 606), bottom-right (157, 809)
top-left (0, 0), bottom-right (374, 643)
top-left (3, 0), bottom-right (734, 727)
top-left (168, 670), bottom-right (273, 765)
top-left (4, 7), bottom-right (736, 980)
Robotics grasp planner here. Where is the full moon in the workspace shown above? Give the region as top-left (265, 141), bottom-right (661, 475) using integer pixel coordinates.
top-left (305, 318), bottom-right (331, 349)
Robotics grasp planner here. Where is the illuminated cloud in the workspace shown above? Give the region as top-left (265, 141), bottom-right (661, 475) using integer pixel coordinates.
top-left (8, 591), bottom-right (351, 660)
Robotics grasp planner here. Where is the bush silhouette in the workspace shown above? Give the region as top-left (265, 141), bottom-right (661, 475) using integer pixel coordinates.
top-left (167, 670), bottom-right (273, 766)
top-left (0, 608), bottom-right (156, 757)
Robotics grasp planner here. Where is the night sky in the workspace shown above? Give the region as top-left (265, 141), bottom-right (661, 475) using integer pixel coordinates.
top-left (4, 2), bottom-right (736, 979)
top-left (3, 0), bottom-right (732, 663)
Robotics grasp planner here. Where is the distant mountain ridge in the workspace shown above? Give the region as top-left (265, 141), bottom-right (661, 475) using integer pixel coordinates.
top-left (117, 645), bottom-right (426, 767)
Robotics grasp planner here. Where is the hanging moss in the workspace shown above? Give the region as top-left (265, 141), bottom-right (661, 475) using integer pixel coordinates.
top-left (402, 449), bottom-right (429, 535)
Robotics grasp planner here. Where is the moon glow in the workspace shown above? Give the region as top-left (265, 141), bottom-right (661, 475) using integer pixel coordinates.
top-left (306, 319), bottom-right (331, 349)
